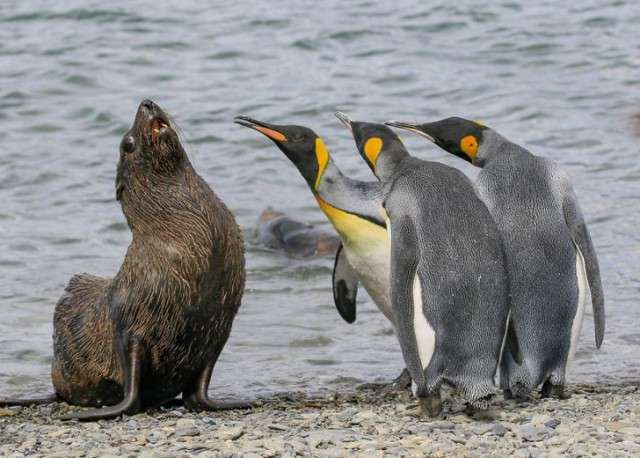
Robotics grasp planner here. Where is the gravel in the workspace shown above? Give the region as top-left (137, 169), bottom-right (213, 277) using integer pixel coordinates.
top-left (0, 382), bottom-right (638, 457)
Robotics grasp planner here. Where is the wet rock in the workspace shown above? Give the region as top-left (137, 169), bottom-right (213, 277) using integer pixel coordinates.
top-left (520, 425), bottom-right (551, 442)
top-left (544, 419), bottom-right (561, 429)
top-left (472, 421), bottom-right (507, 436)
top-left (217, 425), bottom-right (244, 441)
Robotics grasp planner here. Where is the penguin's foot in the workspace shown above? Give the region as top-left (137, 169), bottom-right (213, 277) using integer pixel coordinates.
top-left (356, 369), bottom-right (412, 393)
top-left (503, 389), bottom-right (513, 400)
top-left (418, 392), bottom-right (442, 418)
top-left (465, 394), bottom-right (498, 420)
top-left (541, 381), bottom-right (570, 400)
top-left (468, 393), bottom-right (495, 411)
top-left (390, 368), bottom-right (412, 391)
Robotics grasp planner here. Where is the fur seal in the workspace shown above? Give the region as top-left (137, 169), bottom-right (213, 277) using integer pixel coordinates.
top-left (256, 207), bottom-right (340, 258)
top-left (0, 100), bottom-right (249, 420)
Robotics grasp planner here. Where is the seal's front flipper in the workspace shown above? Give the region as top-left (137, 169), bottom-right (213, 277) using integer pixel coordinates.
top-left (0, 394), bottom-right (58, 406)
top-left (332, 243), bottom-right (358, 323)
top-left (183, 354), bottom-right (254, 411)
top-left (58, 339), bottom-right (144, 421)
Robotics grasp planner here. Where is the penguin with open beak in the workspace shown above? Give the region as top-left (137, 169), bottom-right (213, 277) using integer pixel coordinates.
top-left (235, 115), bottom-right (410, 389)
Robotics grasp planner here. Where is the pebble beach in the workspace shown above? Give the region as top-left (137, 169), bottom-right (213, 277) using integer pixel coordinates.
top-left (1, 382), bottom-right (639, 457)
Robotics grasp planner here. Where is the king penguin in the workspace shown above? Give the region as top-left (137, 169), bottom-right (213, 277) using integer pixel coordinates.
top-left (387, 117), bottom-right (605, 399)
top-left (234, 115), bottom-right (410, 387)
top-left (340, 115), bottom-right (515, 416)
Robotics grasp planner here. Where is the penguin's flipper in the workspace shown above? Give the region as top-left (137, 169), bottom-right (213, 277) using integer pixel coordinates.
top-left (505, 315), bottom-right (523, 365)
top-left (563, 190), bottom-right (605, 348)
top-left (389, 214), bottom-right (428, 390)
top-left (332, 243), bottom-right (358, 323)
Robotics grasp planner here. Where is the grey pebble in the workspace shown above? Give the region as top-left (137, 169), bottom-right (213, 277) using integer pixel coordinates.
top-left (520, 425), bottom-right (551, 442)
top-left (544, 419), bottom-right (561, 429)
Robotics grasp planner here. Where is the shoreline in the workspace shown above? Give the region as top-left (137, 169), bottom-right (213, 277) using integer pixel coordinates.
top-left (1, 382), bottom-right (639, 457)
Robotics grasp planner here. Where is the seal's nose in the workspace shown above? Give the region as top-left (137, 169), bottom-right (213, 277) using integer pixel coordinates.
top-left (141, 99), bottom-right (155, 111)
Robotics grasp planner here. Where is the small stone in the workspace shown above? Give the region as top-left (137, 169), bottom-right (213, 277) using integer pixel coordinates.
top-left (267, 423), bottom-right (287, 431)
top-left (489, 423), bottom-right (508, 436)
top-left (262, 437), bottom-right (286, 450)
top-left (176, 418), bottom-right (197, 429)
top-left (520, 425), bottom-right (550, 442)
top-left (530, 414), bottom-right (552, 426)
top-left (451, 435), bottom-right (466, 444)
top-left (0, 408), bottom-right (17, 417)
top-left (334, 407), bottom-right (359, 422)
top-left (472, 423), bottom-right (494, 435)
top-left (544, 419), bottom-right (561, 429)
top-left (350, 410), bottom-right (375, 425)
top-left (175, 427), bottom-right (200, 437)
top-left (218, 426), bottom-right (244, 441)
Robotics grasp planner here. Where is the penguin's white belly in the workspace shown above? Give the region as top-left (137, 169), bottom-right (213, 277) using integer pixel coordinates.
top-left (410, 271), bottom-right (437, 397)
top-left (567, 244), bottom-right (588, 371)
top-left (412, 274), bottom-right (436, 371)
top-left (314, 196), bottom-right (393, 322)
top-left (342, 239), bottom-right (393, 322)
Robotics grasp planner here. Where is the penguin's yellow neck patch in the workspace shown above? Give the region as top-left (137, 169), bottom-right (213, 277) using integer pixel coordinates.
top-left (315, 196), bottom-right (387, 246)
top-left (460, 135), bottom-right (478, 162)
top-left (364, 137), bottom-right (383, 168)
top-left (314, 137), bottom-right (330, 190)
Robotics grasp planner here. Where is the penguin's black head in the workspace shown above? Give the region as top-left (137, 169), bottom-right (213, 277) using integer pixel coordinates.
top-left (335, 112), bottom-right (407, 177)
top-left (234, 116), bottom-right (330, 191)
top-left (386, 117), bottom-right (487, 164)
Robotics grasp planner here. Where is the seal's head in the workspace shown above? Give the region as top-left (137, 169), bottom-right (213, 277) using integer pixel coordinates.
top-left (116, 99), bottom-right (186, 202)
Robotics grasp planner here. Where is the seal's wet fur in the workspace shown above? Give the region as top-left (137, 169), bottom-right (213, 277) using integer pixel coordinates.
top-left (3, 100), bottom-right (246, 419)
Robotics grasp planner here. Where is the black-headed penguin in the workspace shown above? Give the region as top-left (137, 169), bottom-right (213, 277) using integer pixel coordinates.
top-left (387, 117), bottom-right (605, 399)
top-left (341, 115), bottom-right (513, 416)
top-left (235, 115), bottom-right (410, 388)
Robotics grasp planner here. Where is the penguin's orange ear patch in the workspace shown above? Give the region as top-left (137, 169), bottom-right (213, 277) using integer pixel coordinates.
top-left (254, 126), bottom-right (287, 142)
top-left (460, 135), bottom-right (478, 161)
top-left (364, 137), bottom-right (383, 167)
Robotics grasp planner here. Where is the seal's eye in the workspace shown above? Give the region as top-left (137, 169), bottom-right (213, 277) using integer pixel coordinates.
top-left (121, 135), bottom-right (136, 154)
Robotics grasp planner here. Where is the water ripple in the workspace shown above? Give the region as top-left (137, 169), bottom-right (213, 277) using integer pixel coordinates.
top-left (0, 0), bottom-right (638, 399)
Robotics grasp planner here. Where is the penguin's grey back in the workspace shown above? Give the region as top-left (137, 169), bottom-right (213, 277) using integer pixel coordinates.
top-left (477, 135), bottom-right (578, 384)
top-left (385, 157), bottom-right (509, 396)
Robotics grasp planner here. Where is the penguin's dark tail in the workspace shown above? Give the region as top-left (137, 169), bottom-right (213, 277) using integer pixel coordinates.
top-left (508, 381), bottom-right (531, 399)
top-left (506, 315), bottom-right (523, 365)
